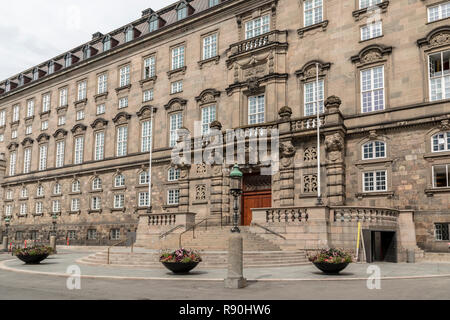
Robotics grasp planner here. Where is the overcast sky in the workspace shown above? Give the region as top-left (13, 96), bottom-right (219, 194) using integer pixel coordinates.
top-left (0, 0), bottom-right (173, 80)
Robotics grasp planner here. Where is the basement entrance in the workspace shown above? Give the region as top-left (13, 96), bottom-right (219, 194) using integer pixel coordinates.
top-left (241, 173), bottom-right (272, 226)
top-left (362, 230), bottom-right (397, 263)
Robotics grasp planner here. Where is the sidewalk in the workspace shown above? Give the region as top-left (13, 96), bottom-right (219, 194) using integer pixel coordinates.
top-left (2, 249), bottom-right (450, 281)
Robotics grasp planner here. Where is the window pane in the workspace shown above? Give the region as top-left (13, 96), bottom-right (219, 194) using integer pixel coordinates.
top-left (434, 165), bottom-right (448, 187)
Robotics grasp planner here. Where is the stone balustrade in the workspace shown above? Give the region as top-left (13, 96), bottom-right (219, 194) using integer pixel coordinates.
top-left (229, 30), bottom-right (287, 56)
top-left (330, 206), bottom-right (399, 226)
top-left (148, 212), bottom-right (195, 227)
top-left (290, 115), bottom-right (325, 132)
top-left (253, 207), bottom-right (310, 225)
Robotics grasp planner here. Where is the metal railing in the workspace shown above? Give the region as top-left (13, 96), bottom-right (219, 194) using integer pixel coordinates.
top-left (159, 225), bottom-right (183, 239)
top-left (178, 218), bottom-right (209, 248)
top-left (252, 223), bottom-right (286, 240)
top-left (106, 239), bottom-right (129, 265)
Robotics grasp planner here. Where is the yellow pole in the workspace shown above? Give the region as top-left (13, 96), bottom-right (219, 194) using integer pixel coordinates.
top-left (356, 221), bottom-right (361, 261)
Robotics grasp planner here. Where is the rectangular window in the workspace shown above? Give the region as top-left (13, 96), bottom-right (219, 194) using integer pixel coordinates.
top-left (363, 170), bottom-right (387, 192)
top-left (13, 105), bottom-right (19, 122)
top-left (77, 81), bottom-right (87, 101)
top-left (139, 192), bottom-right (149, 207)
top-left (203, 34), bottom-right (218, 60)
top-left (25, 125), bottom-right (32, 135)
top-left (359, 0), bottom-right (381, 9)
top-left (149, 19), bottom-right (158, 32)
top-left (97, 74), bottom-right (108, 94)
top-left (209, 0), bottom-right (219, 7)
top-left (361, 66), bottom-right (385, 113)
top-left (168, 189), bottom-right (180, 205)
top-left (74, 136), bottom-right (84, 164)
top-left (97, 104), bottom-right (106, 115)
top-left (36, 185), bottom-right (44, 197)
top-left (76, 110), bottom-right (85, 121)
top-left (39, 145), bottom-right (47, 171)
top-left (55, 140), bottom-right (65, 168)
top-left (11, 130), bottom-right (17, 139)
top-left (201, 105), bottom-right (216, 135)
top-left (114, 194), bottom-right (125, 208)
top-left (168, 168), bottom-right (181, 182)
top-left (5, 205), bottom-right (12, 216)
top-left (140, 171), bottom-right (150, 185)
top-left (0, 134), bottom-right (4, 142)
top-left (87, 229), bottom-right (97, 240)
top-left (432, 132), bottom-right (450, 152)
top-left (58, 116), bottom-right (66, 126)
top-left (435, 223), bottom-right (450, 241)
top-left (248, 95), bottom-right (265, 124)
top-left (433, 164), bottom-right (450, 188)
top-left (94, 131), bottom-right (105, 161)
top-left (304, 0), bottom-right (323, 27)
top-left (116, 126), bottom-right (128, 157)
top-left (428, 1), bottom-right (450, 22)
top-left (429, 50), bottom-right (450, 101)
top-left (68, 230), bottom-right (76, 240)
top-left (304, 80), bottom-right (324, 116)
top-left (0, 110), bottom-right (5, 126)
top-left (59, 88), bottom-right (68, 107)
top-left (169, 113), bottom-right (183, 147)
top-left (35, 202), bottom-right (43, 214)
top-left (141, 120), bottom-right (153, 152)
top-left (143, 89), bottom-right (154, 102)
top-left (91, 197), bottom-right (101, 210)
top-left (20, 203), bottom-right (27, 216)
top-left (52, 200), bottom-right (60, 213)
top-left (15, 231), bottom-right (23, 241)
top-left (120, 65), bottom-right (130, 87)
top-left (177, 7), bottom-right (187, 20)
top-left (144, 56), bottom-right (156, 79)
top-left (9, 151), bottom-right (16, 176)
top-left (71, 198), bottom-right (80, 212)
top-left (23, 148), bottom-right (31, 173)
top-left (245, 15), bottom-right (270, 39)
top-left (119, 97), bottom-right (129, 109)
top-left (111, 229), bottom-right (120, 240)
top-left (42, 94), bottom-right (50, 112)
top-left (171, 81), bottom-right (183, 94)
top-left (171, 46), bottom-right (185, 70)
top-left (41, 120), bottom-right (48, 131)
top-left (27, 100), bottom-right (34, 118)
top-left (361, 21), bottom-right (382, 41)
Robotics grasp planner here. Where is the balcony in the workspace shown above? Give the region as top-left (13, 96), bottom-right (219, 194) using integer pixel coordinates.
top-left (228, 30), bottom-right (288, 58)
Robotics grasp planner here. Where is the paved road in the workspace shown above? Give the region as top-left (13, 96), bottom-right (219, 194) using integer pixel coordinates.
top-left (0, 253), bottom-right (449, 300)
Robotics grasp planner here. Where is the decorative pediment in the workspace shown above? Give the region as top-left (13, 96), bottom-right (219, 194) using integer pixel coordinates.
top-left (7, 142), bottom-right (19, 151)
top-left (70, 124), bottom-right (87, 134)
top-left (164, 97), bottom-right (187, 111)
top-left (52, 129), bottom-right (68, 139)
top-left (351, 44), bottom-right (392, 65)
top-left (136, 105), bottom-right (157, 119)
top-left (90, 118), bottom-right (109, 129)
top-left (417, 26), bottom-right (450, 49)
top-left (112, 112), bottom-right (132, 124)
top-left (195, 89), bottom-right (221, 105)
top-left (36, 133), bottom-right (51, 143)
top-left (295, 60), bottom-right (331, 82)
top-left (439, 119), bottom-right (450, 131)
top-left (21, 137), bottom-right (34, 146)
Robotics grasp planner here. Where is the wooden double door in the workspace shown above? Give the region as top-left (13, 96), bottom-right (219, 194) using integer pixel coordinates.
top-left (241, 174), bottom-right (272, 226)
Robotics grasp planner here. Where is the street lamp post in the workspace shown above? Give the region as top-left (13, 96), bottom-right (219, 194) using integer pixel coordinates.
top-left (50, 213), bottom-right (58, 253)
top-left (52, 213), bottom-right (58, 237)
top-left (2, 217), bottom-right (10, 252)
top-left (5, 217), bottom-right (10, 238)
top-left (225, 164), bottom-right (247, 289)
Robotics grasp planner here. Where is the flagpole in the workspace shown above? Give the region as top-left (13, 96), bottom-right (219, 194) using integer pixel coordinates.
top-left (148, 107), bottom-right (154, 211)
top-left (316, 63), bottom-right (322, 205)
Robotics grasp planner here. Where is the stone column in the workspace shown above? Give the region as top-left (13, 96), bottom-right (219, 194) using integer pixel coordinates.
top-left (209, 121), bottom-right (224, 223)
top-left (2, 237), bottom-right (7, 252)
top-left (324, 96), bottom-right (346, 206)
top-left (50, 236), bottom-right (56, 253)
top-left (177, 163), bottom-right (191, 213)
top-left (224, 233), bottom-right (247, 289)
top-left (277, 107), bottom-right (295, 207)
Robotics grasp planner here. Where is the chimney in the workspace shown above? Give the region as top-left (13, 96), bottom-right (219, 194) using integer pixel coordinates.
top-left (142, 8), bottom-right (154, 17)
top-left (92, 32), bottom-right (104, 40)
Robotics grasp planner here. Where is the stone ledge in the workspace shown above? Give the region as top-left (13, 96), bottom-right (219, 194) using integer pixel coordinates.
top-left (167, 66), bottom-right (187, 79)
top-left (139, 76), bottom-right (157, 87)
top-left (425, 187), bottom-right (450, 197)
top-left (297, 20), bottom-right (328, 38)
top-left (352, 1), bottom-right (389, 21)
top-left (355, 191), bottom-right (394, 199)
top-left (198, 56), bottom-right (220, 69)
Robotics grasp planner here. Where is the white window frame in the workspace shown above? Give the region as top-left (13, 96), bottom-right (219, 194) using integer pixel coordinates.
top-left (76, 110), bottom-right (85, 121)
top-left (91, 197), bottom-right (101, 210)
top-left (114, 175), bottom-right (125, 188)
top-left (363, 170), bottom-right (387, 192)
top-left (96, 104), bottom-right (106, 115)
top-left (72, 180), bottom-right (81, 193)
top-left (53, 183), bottom-right (62, 195)
top-left (138, 192), bottom-right (149, 207)
top-left (360, 65), bottom-right (385, 113)
top-left (359, 0), bottom-right (381, 10)
top-left (55, 140), bottom-right (65, 168)
top-left (245, 14), bottom-right (270, 40)
top-left (36, 185), bottom-right (44, 197)
top-left (203, 34), bottom-right (217, 60)
top-left (111, 229), bottom-right (121, 240)
top-left (304, 80), bottom-right (324, 116)
top-left (432, 164), bottom-right (450, 188)
top-left (58, 115), bottom-right (66, 126)
top-left (428, 1), bottom-right (450, 22)
top-left (169, 112), bottom-right (183, 147)
top-left (119, 65), bottom-right (130, 87)
top-left (248, 95), bottom-right (265, 125)
top-left (114, 194), bottom-right (125, 209)
top-left (12, 105), bottom-right (19, 122)
top-left (71, 198), bottom-right (80, 212)
top-left (59, 88), bottom-right (68, 107)
top-left (27, 100), bottom-right (34, 118)
top-left (0, 110), bottom-right (5, 126)
top-left (52, 200), bottom-right (61, 213)
top-left (201, 105), bottom-right (216, 136)
top-left (171, 80), bottom-right (183, 94)
top-left (144, 56), bottom-right (156, 79)
top-left (98, 74), bottom-right (108, 94)
top-left (304, 0), bottom-right (323, 27)
top-left (41, 120), bottom-right (48, 131)
top-left (77, 81), bottom-right (87, 101)
top-left (116, 126), bottom-right (128, 157)
top-left (23, 148), bottom-right (31, 173)
top-left (139, 171), bottom-right (149, 185)
top-left (167, 189), bottom-right (180, 205)
top-left (35, 202), bottom-right (43, 215)
top-left (74, 136), bottom-right (84, 165)
top-left (94, 131), bottom-right (105, 161)
top-left (119, 97), bottom-right (129, 109)
top-left (432, 132), bottom-right (450, 152)
top-left (39, 145), bottom-right (47, 171)
top-left (20, 203), bottom-right (27, 216)
top-left (168, 167), bottom-right (181, 182)
top-left (428, 50), bottom-right (450, 102)
top-left (143, 89), bottom-right (154, 102)
top-left (362, 141), bottom-right (386, 160)
top-left (92, 178), bottom-right (102, 191)
top-left (42, 94), bottom-right (50, 113)
top-left (171, 46), bottom-right (185, 70)
top-left (360, 21), bottom-right (383, 41)
top-left (435, 223), bottom-right (450, 241)
top-left (141, 120), bottom-right (153, 153)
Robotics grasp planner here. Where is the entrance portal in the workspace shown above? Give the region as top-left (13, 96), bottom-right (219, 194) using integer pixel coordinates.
top-left (241, 174), bottom-right (272, 226)
top-left (363, 230), bottom-right (397, 263)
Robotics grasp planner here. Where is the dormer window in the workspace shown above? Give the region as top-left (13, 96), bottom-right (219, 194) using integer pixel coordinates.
top-left (5, 81), bottom-right (10, 92)
top-left (48, 61), bottom-right (55, 74)
top-left (65, 53), bottom-right (72, 68)
top-left (103, 35), bottom-right (111, 51)
top-left (83, 46), bottom-right (91, 59)
top-left (177, 3), bottom-right (188, 20)
top-left (33, 68), bottom-right (39, 81)
top-left (125, 26), bottom-right (134, 42)
top-left (149, 16), bottom-right (159, 32)
top-left (209, 0), bottom-right (219, 7)
top-left (18, 75), bottom-right (24, 87)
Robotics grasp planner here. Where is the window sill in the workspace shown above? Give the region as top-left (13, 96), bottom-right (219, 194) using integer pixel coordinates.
top-left (359, 35), bottom-right (384, 43)
top-left (25, 116), bottom-right (35, 122)
top-left (355, 191), bottom-right (394, 199)
top-left (32, 213), bottom-right (43, 217)
top-left (10, 120), bottom-right (20, 126)
top-left (112, 186), bottom-right (127, 191)
top-left (425, 187), bottom-right (450, 197)
top-left (111, 207), bottom-right (126, 213)
top-left (34, 196), bottom-right (44, 200)
top-left (424, 151), bottom-right (450, 162)
top-left (68, 211), bottom-right (81, 215)
top-left (90, 189), bottom-right (103, 193)
top-left (167, 66), bottom-right (187, 79)
top-left (88, 209), bottom-right (102, 214)
top-left (74, 99), bottom-right (88, 108)
top-left (136, 184), bottom-right (150, 189)
top-left (57, 105), bottom-right (68, 112)
top-left (51, 194), bottom-right (62, 198)
top-left (355, 158), bottom-right (393, 168)
top-left (198, 56), bottom-right (220, 69)
top-left (299, 193), bottom-right (318, 199)
top-left (69, 192), bottom-right (81, 196)
top-left (297, 20), bottom-right (328, 38)
top-left (352, 1), bottom-right (389, 21)
top-left (115, 84), bottom-right (132, 94)
top-left (139, 76), bottom-right (157, 88)
top-left (94, 92), bottom-right (108, 102)
top-left (192, 200), bottom-right (208, 205)
top-left (162, 204), bottom-right (179, 209)
top-left (17, 214), bottom-right (28, 218)
top-left (39, 110), bottom-right (51, 118)
top-left (4, 199), bottom-right (13, 203)
top-left (170, 90), bottom-right (183, 96)
top-left (426, 16), bottom-right (450, 25)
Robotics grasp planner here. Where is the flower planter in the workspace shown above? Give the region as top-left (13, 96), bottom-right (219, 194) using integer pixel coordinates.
top-left (16, 253), bottom-right (49, 265)
top-left (313, 262), bottom-right (349, 274)
top-left (162, 262), bottom-right (200, 274)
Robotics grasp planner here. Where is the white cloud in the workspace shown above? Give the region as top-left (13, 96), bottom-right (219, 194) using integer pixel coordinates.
top-left (0, 0), bottom-right (172, 80)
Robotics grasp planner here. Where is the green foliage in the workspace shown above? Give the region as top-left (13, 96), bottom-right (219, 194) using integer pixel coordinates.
top-left (159, 248), bottom-right (202, 263)
top-left (14, 246), bottom-right (54, 256)
top-left (308, 248), bottom-right (353, 264)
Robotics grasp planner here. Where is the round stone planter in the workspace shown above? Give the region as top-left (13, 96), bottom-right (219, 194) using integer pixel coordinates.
top-left (313, 262), bottom-right (349, 274)
top-left (161, 262), bottom-right (200, 274)
top-left (16, 253), bottom-right (49, 265)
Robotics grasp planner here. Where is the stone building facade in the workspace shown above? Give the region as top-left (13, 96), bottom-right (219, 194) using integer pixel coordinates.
top-left (0, 0), bottom-right (449, 255)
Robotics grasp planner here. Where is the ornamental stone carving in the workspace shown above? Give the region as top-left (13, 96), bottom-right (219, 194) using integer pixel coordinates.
top-left (195, 185), bottom-right (206, 201)
top-left (278, 106), bottom-right (292, 120)
top-left (303, 147), bottom-right (317, 162)
top-left (418, 27), bottom-right (450, 48)
top-left (280, 140), bottom-right (296, 167)
top-left (439, 119), bottom-right (450, 131)
top-left (303, 174), bottom-right (318, 193)
top-left (325, 133), bottom-right (345, 162)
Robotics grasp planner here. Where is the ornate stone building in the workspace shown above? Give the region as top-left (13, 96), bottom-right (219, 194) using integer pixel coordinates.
top-left (0, 0), bottom-right (450, 259)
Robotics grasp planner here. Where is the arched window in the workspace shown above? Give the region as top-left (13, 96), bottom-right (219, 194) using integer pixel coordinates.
top-left (83, 46), bottom-right (91, 60)
top-left (177, 3), bottom-right (187, 20)
top-left (103, 35), bottom-right (111, 52)
top-left (36, 185), bottom-right (44, 197)
top-left (168, 167), bottom-right (180, 181)
top-left (362, 141), bottom-right (386, 160)
top-left (65, 53), bottom-right (72, 68)
top-left (20, 187), bottom-right (28, 198)
top-left (139, 171), bottom-right (149, 185)
top-left (92, 177), bottom-right (102, 190)
top-left (124, 26), bottom-right (133, 42)
top-left (114, 174), bottom-right (125, 188)
top-left (72, 180), bottom-right (81, 193)
top-left (53, 183), bottom-right (62, 195)
top-left (432, 132), bottom-right (450, 152)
